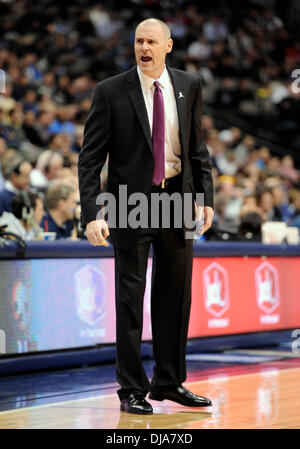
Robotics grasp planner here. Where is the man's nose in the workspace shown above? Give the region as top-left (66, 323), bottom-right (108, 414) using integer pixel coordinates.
top-left (141, 42), bottom-right (149, 52)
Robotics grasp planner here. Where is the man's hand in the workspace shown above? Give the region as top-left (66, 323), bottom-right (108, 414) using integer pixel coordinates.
top-left (86, 219), bottom-right (110, 247)
top-left (195, 205), bottom-right (214, 235)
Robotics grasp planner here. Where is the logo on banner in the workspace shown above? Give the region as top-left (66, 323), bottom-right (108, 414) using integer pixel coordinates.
top-left (203, 262), bottom-right (230, 328)
top-left (0, 329), bottom-right (6, 354)
top-left (12, 280), bottom-right (32, 331)
top-left (74, 264), bottom-right (106, 329)
top-left (255, 261), bottom-right (280, 324)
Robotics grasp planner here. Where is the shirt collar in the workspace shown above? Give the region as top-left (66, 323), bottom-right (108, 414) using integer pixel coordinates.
top-left (137, 65), bottom-right (169, 90)
top-left (4, 180), bottom-right (20, 194)
top-left (44, 212), bottom-right (67, 230)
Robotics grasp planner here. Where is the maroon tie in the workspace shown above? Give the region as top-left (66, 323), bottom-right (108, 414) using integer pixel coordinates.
top-left (152, 81), bottom-right (165, 185)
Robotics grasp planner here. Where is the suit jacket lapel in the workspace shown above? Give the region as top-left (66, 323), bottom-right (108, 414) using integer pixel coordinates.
top-left (167, 67), bottom-right (187, 154)
top-left (124, 67), bottom-right (152, 153)
top-left (124, 66), bottom-right (188, 155)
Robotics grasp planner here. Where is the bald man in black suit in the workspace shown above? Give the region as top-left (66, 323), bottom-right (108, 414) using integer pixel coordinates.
top-left (79, 18), bottom-right (214, 414)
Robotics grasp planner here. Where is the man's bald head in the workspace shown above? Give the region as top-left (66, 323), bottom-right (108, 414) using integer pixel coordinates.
top-left (134, 18), bottom-right (173, 79)
top-left (135, 18), bottom-right (171, 40)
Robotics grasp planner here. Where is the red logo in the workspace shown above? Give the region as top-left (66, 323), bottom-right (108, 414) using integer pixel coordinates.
top-left (255, 262), bottom-right (280, 314)
top-left (203, 262), bottom-right (230, 317)
top-left (74, 265), bottom-right (106, 326)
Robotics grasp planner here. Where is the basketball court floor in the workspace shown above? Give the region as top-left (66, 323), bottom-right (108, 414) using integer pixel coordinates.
top-left (0, 350), bottom-right (299, 429)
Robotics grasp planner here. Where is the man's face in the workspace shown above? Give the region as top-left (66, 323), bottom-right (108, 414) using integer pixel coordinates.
top-left (11, 161), bottom-right (32, 190)
top-left (60, 191), bottom-right (77, 221)
top-left (134, 22), bottom-right (173, 79)
top-left (48, 158), bottom-right (63, 180)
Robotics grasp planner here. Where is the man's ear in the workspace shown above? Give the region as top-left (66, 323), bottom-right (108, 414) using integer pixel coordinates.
top-left (166, 38), bottom-right (173, 54)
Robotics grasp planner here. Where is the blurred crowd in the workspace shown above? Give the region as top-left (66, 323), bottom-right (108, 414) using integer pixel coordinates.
top-left (202, 115), bottom-right (300, 241)
top-left (0, 0), bottom-right (299, 243)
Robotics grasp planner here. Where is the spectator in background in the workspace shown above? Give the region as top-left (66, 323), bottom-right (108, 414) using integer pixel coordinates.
top-left (48, 105), bottom-right (76, 136)
top-left (271, 184), bottom-right (294, 222)
top-left (187, 35), bottom-right (211, 61)
top-left (214, 78), bottom-right (239, 110)
top-left (23, 110), bottom-right (53, 148)
top-left (289, 189), bottom-right (300, 231)
top-left (203, 16), bottom-right (228, 43)
top-left (267, 156), bottom-right (282, 175)
top-left (22, 110), bottom-right (45, 147)
top-left (240, 194), bottom-right (262, 218)
top-left (229, 127), bottom-right (243, 147)
top-left (41, 182), bottom-right (77, 239)
top-left (234, 135), bottom-right (256, 168)
top-left (0, 84), bottom-right (16, 114)
top-left (256, 189), bottom-right (282, 222)
top-left (0, 191), bottom-right (44, 240)
top-left (216, 150), bottom-right (238, 176)
top-left (0, 137), bottom-right (8, 191)
top-left (34, 110), bottom-right (54, 146)
top-left (48, 133), bottom-right (73, 157)
top-left (216, 176), bottom-right (243, 224)
top-left (259, 8), bottom-right (283, 32)
top-left (237, 212), bottom-right (262, 241)
top-left (23, 89), bottom-right (39, 113)
top-left (243, 162), bottom-right (260, 186)
top-left (214, 130), bottom-right (239, 175)
top-left (71, 76), bottom-right (94, 103)
top-left (30, 150), bottom-right (64, 191)
top-left (0, 155), bottom-right (32, 216)
top-left (53, 75), bottom-right (74, 105)
top-left (37, 72), bottom-right (56, 99)
top-left (277, 155), bottom-right (300, 183)
top-left (255, 146), bottom-right (271, 170)
top-left (71, 125), bottom-right (84, 153)
top-left (1, 107), bottom-right (27, 150)
top-left (166, 11), bottom-right (188, 42)
top-left (205, 192), bottom-right (238, 241)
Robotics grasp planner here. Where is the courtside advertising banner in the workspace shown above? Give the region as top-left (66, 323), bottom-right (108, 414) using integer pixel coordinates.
top-left (0, 256), bottom-right (299, 354)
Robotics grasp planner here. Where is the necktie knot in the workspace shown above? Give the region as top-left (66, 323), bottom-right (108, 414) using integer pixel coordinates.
top-left (153, 80), bottom-right (160, 90)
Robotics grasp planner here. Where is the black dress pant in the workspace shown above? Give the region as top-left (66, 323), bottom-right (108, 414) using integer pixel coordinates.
top-left (113, 180), bottom-right (194, 400)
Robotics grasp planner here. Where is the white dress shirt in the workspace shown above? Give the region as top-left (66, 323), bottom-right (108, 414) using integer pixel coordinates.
top-left (137, 65), bottom-right (181, 179)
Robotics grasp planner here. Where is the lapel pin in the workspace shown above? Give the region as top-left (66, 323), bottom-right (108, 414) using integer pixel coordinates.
top-left (178, 91), bottom-right (184, 99)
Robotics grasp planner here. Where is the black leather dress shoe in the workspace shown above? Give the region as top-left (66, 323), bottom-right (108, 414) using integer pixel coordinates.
top-left (120, 392), bottom-right (153, 415)
top-left (149, 384), bottom-right (212, 407)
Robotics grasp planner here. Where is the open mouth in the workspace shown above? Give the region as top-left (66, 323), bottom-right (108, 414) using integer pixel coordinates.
top-left (141, 56), bottom-right (152, 62)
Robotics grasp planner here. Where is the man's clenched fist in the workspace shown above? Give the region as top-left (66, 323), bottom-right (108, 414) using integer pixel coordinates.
top-left (86, 219), bottom-right (110, 247)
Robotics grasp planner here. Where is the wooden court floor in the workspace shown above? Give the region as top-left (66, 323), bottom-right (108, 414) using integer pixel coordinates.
top-left (0, 364), bottom-right (299, 429)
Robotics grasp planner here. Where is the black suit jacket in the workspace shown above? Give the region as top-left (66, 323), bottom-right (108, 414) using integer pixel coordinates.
top-left (78, 66), bottom-right (214, 248)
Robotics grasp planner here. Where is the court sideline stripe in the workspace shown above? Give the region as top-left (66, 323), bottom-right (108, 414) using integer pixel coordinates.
top-left (0, 366), bottom-right (299, 416)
